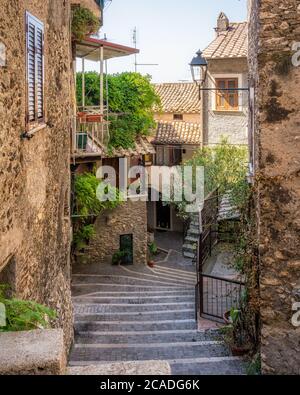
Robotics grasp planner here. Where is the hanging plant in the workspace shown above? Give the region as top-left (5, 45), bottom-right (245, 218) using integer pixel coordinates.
top-left (72, 6), bottom-right (100, 41)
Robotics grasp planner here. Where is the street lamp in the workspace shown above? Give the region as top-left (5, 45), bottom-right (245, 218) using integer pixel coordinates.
top-left (190, 50), bottom-right (208, 86)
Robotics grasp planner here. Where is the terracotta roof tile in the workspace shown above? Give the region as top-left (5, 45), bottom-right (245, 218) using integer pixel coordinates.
top-left (154, 121), bottom-right (202, 145)
top-left (154, 83), bottom-right (201, 114)
top-left (203, 22), bottom-right (247, 59)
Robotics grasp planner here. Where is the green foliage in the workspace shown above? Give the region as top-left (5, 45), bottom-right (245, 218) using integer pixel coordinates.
top-left (72, 6), bottom-right (100, 40)
top-left (175, 139), bottom-right (248, 218)
top-left (185, 138), bottom-right (248, 197)
top-left (76, 72), bottom-right (161, 149)
top-left (112, 250), bottom-right (128, 265)
top-left (247, 353), bottom-right (261, 375)
top-left (73, 224), bottom-right (96, 251)
top-left (0, 285), bottom-right (56, 332)
top-left (73, 173), bottom-right (123, 252)
top-left (149, 242), bottom-right (158, 256)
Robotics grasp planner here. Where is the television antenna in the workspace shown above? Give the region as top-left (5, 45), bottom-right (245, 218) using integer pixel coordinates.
top-left (133, 27), bottom-right (158, 72)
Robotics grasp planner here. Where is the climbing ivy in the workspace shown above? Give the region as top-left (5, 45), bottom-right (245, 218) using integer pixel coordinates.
top-left (73, 173), bottom-right (123, 252)
top-left (76, 72), bottom-right (161, 149)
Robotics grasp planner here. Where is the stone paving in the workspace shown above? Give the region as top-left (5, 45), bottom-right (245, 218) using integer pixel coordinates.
top-left (69, 254), bottom-right (246, 375)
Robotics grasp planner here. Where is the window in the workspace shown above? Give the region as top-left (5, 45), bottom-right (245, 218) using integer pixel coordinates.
top-left (155, 146), bottom-right (182, 166)
top-left (215, 78), bottom-right (238, 111)
top-left (173, 114), bottom-right (183, 121)
top-left (26, 12), bottom-right (44, 127)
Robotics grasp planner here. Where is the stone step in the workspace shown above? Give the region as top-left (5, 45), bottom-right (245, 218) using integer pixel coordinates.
top-left (74, 319), bottom-right (198, 333)
top-left (183, 251), bottom-right (196, 259)
top-left (73, 295), bottom-right (195, 304)
top-left (72, 283), bottom-right (191, 295)
top-left (72, 274), bottom-right (193, 287)
top-left (121, 267), bottom-right (196, 284)
top-left (187, 228), bottom-right (201, 236)
top-left (182, 243), bottom-right (197, 253)
top-left (69, 341), bottom-right (229, 362)
top-left (185, 235), bottom-right (199, 243)
top-left (170, 356), bottom-right (246, 375)
top-left (75, 330), bottom-right (219, 344)
top-left (73, 301), bottom-right (194, 313)
top-left (154, 265), bottom-right (196, 276)
top-left (73, 290), bottom-right (195, 298)
top-left (75, 309), bottom-right (195, 322)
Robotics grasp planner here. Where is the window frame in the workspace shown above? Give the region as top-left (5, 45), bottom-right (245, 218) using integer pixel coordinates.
top-left (173, 114), bottom-right (183, 121)
top-left (25, 11), bottom-right (45, 130)
top-left (215, 78), bottom-right (239, 111)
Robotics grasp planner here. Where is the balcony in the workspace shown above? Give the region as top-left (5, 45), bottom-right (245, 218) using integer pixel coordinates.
top-left (72, 36), bottom-right (139, 162)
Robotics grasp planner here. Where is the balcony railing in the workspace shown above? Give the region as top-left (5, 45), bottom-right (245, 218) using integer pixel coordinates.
top-left (72, 107), bottom-right (110, 157)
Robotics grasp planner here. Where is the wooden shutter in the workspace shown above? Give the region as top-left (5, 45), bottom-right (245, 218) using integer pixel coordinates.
top-left (215, 78), bottom-right (238, 111)
top-left (26, 12), bottom-right (44, 125)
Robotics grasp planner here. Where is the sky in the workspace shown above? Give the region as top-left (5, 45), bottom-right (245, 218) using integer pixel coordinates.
top-left (82, 0), bottom-right (248, 83)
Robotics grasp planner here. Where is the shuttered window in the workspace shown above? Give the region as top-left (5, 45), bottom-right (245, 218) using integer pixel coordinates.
top-left (26, 12), bottom-right (44, 125)
top-left (215, 78), bottom-right (239, 111)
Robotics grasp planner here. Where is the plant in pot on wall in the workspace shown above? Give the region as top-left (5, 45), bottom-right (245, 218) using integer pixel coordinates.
top-left (71, 6), bottom-right (101, 41)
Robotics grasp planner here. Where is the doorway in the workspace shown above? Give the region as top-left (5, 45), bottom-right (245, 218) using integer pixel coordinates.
top-left (156, 200), bottom-right (171, 230)
top-left (120, 234), bottom-right (134, 265)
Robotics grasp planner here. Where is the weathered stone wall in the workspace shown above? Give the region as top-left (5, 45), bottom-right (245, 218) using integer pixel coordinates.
top-left (203, 58), bottom-right (249, 145)
top-left (0, 0), bottom-right (73, 350)
top-left (248, 0), bottom-right (300, 374)
top-left (86, 200), bottom-right (148, 265)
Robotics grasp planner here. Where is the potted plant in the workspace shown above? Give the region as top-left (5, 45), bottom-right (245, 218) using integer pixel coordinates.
top-left (223, 307), bottom-right (251, 356)
top-left (112, 250), bottom-right (127, 266)
top-left (147, 241), bottom-right (158, 267)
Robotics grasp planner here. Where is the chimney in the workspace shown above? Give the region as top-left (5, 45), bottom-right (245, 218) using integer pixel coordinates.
top-left (215, 12), bottom-right (229, 35)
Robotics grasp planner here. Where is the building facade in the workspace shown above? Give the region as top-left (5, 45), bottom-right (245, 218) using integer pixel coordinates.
top-left (248, 0), bottom-right (300, 374)
top-left (202, 13), bottom-right (248, 146)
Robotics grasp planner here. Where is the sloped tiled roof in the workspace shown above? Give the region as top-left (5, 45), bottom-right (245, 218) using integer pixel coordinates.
top-left (102, 136), bottom-right (156, 158)
top-left (154, 83), bottom-right (201, 114)
top-left (203, 22), bottom-right (247, 59)
top-left (153, 121), bottom-right (202, 145)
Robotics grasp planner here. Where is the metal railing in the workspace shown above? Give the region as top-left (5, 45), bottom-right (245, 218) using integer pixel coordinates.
top-left (195, 187), bottom-right (245, 323)
top-left (197, 273), bottom-right (245, 321)
top-left (72, 116), bottom-right (110, 156)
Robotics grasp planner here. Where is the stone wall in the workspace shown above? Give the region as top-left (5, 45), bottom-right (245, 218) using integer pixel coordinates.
top-left (86, 199), bottom-right (148, 265)
top-left (0, 0), bottom-right (73, 350)
top-left (248, 0), bottom-right (300, 375)
top-left (203, 58), bottom-right (249, 145)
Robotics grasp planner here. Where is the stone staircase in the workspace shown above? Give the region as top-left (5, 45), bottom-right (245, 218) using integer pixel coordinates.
top-left (68, 263), bottom-right (246, 375)
top-left (183, 214), bottom-right (200, 259)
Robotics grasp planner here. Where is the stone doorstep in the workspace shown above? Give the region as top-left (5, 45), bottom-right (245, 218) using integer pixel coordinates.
top-left (68, 361), bottom-right (171, 375)
top-left (0, 329), bottom-right (67, 375)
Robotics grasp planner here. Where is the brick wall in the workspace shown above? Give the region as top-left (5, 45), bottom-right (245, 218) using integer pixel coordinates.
top-left (0, 0), bottom-right (73, 350)
top-left (248, 0), bottom-right (300, 374)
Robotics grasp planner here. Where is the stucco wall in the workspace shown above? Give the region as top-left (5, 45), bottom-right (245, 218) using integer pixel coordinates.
top-left (203, 58), bottom-right (248, 145)
top-left (86, 200), bottom-right (148, 265)
top-left (248, 0), bottom-right (300, 375)
top-left (154, 113), bottom-right (201, 123)
top-left (0, 0), bottom-right (73, 349)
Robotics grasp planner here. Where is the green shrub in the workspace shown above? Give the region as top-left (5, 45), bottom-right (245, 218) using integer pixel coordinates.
top-left (72, 6), bottom-right (100, 40)
top-left (0, 285), bottom-right (56, 332)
